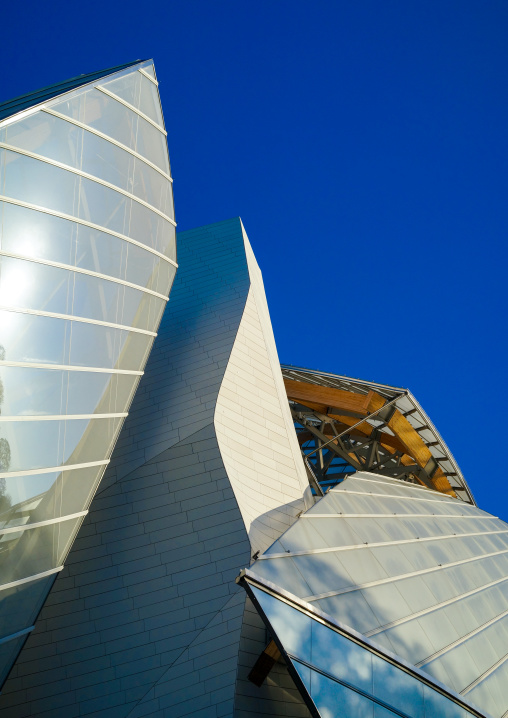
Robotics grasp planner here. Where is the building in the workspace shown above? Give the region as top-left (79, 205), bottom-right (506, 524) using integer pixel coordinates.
top-left (0, 65), bottom-right (507, 718)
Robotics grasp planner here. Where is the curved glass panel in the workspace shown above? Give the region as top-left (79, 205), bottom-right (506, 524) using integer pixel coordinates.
top-left (0, 635), bottom-right (28, 687)
top-left (0, 309), bottom-right (153, 370)
top-left (0, 416), bottom-right (123, 472)
top-left (0, 202), bottom-right (176, 290)
top-left (0, 112), bottom-right (171, 214)
top-left (49, 87), bottom-right (170, 174)
top-left (0, 516), bottom-right (82, 585)
top-left (0, 365), bottom-right (138, 416)
top-left (0, 464), bottom-right (104, 526)
top-left (0, 575), bottom-right (54, 639)
top-left (249, 582), bottom-right (479, 718)
top-left (0, 59), bottom-right (175, 689)
top-left (0, 150), bottom-right (175, 254)
top-left (100, 71), bottom-right (165, 129)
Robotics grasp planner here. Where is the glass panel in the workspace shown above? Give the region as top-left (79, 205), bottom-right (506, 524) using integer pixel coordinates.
top-left (138, 75), bottom-right (165, 128)
top-left (81, 128), bottom-right (134, 190)
top-left (0, 574), bottom-right (54, 638)
top-left (251, 558), bottom-right (314, 597)
top-left (0, 310), bottom-right (152, 371)
top-left (131, 156), bottom-right (172, 216)
top-left (0, 149), bottom-right (79, 217)
top-left (0, 365), bottom-right (137, 416)
top-left (291, 552), bottom-right (355, 596)
top-left (423, 685), bottom-right (471, 717)
top-left (0, 515), bottom-right (82, 585)
top-left (101, 71), bottom-right (164, 129)
top-left (0, 256), bottom-right (72, 315)
top-left (68, 323), bottom-right (153, 371)
top-left (294, 662), bottom-right (375, 718)
top-left (0, 111), bottom-right (83, 168)
top-left (71, 270), bottom-right (163, 330)
top-left (128, 196), bottom-right (175, 248)
top-left (0, 635), bottom-right (26, 687)
top-left (134, 114), bottom-right (170, 175)
top-left (317, 591), bottom-right (380, 636)
top-left (250, 586), bottom-right (311, 658)
top-left (0, 416), bottom-right (123, 472)
top-left (372, 653), bottom-right (424, 717)
top-left (0, 309), bottom-right (68, 365)
top-left (1, 202), bottom-right (77, 267)
top-left (311, 618), bottom-right (373, 694)
top-left (49, 87), bottom-right (141, 160)
top-left (78, 174), bottom-right (129, 235)
top-left (0, 464), bottom-right (103, 526)
top-left (100, 71), bottom-right (142, 114)
top-left (0, 255), bottom-right (164, 330)
top-left (142, 64), bottom-right (157, 81)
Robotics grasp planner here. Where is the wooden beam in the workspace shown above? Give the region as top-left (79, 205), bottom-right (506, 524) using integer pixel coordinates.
top-left (284, 379), bottom-right (372, 416)
top-left (287, 379), bottom-right (457, 497)
top-left (248, 640), bottom-right (281, 687)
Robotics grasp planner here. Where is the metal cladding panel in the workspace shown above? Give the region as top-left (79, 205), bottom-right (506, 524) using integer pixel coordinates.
top-left (0, 219), bottom-right (309, 717)
top-left (250, 472), bottom-right (508, 717)
top-left (0, 59), bottom-right (175, 688)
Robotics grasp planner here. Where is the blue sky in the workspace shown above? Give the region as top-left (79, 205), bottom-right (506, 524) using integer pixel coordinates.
top-left (1, 1), bottom-right (507, 516)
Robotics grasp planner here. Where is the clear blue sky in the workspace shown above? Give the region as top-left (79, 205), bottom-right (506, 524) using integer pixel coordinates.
top-left (2, 1), bottom-right (507, 516)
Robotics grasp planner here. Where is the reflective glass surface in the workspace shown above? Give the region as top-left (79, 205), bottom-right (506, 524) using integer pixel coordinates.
top-left (0, 515), bottom-right (82, 585)
top-left (0, 309), bottom-right (153, 370)
top-left (0, 365), bottom-right (138, 416)
top-left (0, 574), bottom-right (55, 639)
top-left (0, 59), bottom-right (175, 691)
top-left (49, 87), bottom-right (170, 174)
top-left (0, 464), bottom-right (103, 525)
top-left (0, 112), bottom-right (172, 216)
top-left (0, 416), bottom-right (123, 472)
top-left (250, 584), bottom-right (478, 718)
top-left (254, 472), bottom-right (508, 715)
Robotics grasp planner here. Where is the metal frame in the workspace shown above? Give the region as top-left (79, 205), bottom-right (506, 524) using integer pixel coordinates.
top-left (138, 67), bottom-right (158, 86)
top-left (238, 569), bottom-right (488, 718)
top-left (257, 527), bottom-right (508, 560)
top-left (0, 304), bottom-right (158, 336)
top-left (0, 459), bottom-right (109, 480)
top-left (0, 143), bottom-right (175, 225)
top-left (0, 413), bottom-right (127, 422)
top-left (302, 545), bottom-right (508, 602)
top-left (0, 361), bottom-right (142, 376)
top-left (96, 86), bottom-right (167, 135)
top-left (366, 575), bottom-right (508, 638)
top-left (0, 195), bottom-right (178, 267)
top-left (0, 566), bottom-right (63, 593)
top-left (0, 249), bottom-right (170, 300)
top-left (43, 107), bottom-right (171, 180)
top-left (282, 365), bottom-right (474, 503)
top-left (0, 511), bottom-right (87, 536)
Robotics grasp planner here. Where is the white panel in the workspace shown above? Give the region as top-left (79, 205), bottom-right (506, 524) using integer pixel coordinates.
top-left (214, 223), bottom-right (309, 556)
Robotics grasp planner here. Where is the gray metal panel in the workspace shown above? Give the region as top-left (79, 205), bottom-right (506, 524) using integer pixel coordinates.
top-left (0, 220), bottom-right (254, 716)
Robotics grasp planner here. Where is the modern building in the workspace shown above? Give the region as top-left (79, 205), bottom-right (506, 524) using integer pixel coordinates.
top-left (0, 65), bottom-right (507, 718)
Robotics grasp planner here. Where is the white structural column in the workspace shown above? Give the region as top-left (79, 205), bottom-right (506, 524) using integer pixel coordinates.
top-left (215, 223), bottom-right (309, 555)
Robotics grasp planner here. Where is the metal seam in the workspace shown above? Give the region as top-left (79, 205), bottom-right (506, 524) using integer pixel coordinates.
top-left (0, 195), bottom-right (177, 266)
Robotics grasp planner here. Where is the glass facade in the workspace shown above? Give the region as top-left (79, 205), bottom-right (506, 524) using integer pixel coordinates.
top-left (247, 580), bottom-right (482, 718)
top-left (249, 472), bottom-right (508, 717)
top-left (0, 59), bottom-right (176, 679)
